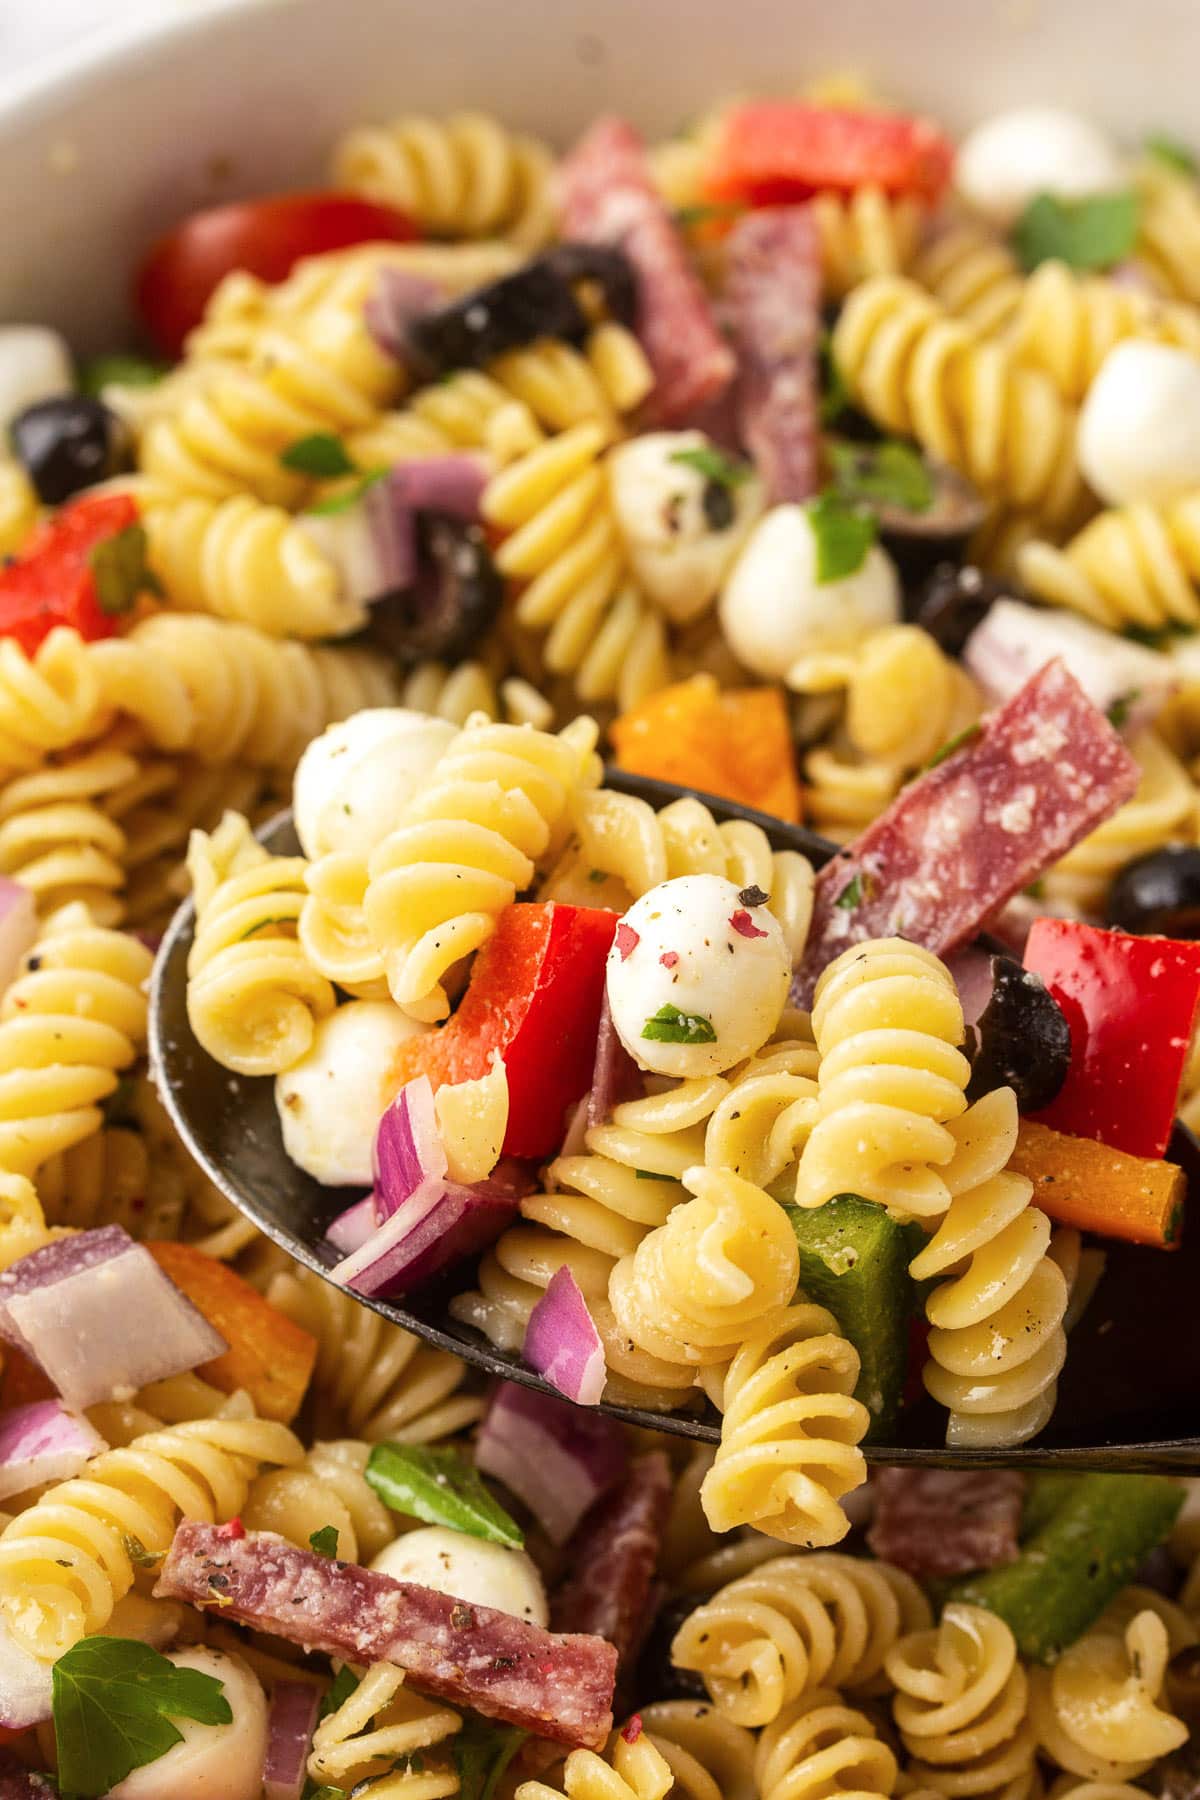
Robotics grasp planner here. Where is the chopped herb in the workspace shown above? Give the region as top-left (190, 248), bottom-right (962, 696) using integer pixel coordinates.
top-left (304, 1788), bottom-right (345, 1800)
top-left (309, 1525), bottom-right (339, 1558)
top-left (122, 1533), bottom-right (161, 1570)
top-left (1123, 620), bottom-right (1186, 648)
top-left (79, 352), bottom-right (168, 396)
top-left (925, 721), bottom-right (983, 770)
top-left (318, 1664), bottom-right (359, 1722)
top-left (835, 873), bottom-right (863, 911)
top-left (453, 1717), bottom-right (529, 1800)
top-left (828, 438), bottom-right (934, 514)
top-left (1012, 190), bottom-right (1139, 273)
top-left (280, 432), bottom-right (358, 477)
top-left (673, 200), bottom-right (749, 228)
top-left (365, 1443), bottom-right (523, 1548)
top-left (1106, 689), bottom-right (1140, 729)
top-left (307, 466), bottom-right (389, 515)
top-left (641, 1003), bottom-right (718, 1045)
top-left (804, 491), bottom-right (877, 583)
top-left (635, 1168), bottom-right (671, 1180)
top-left (237, 916), bottom-right (291, 941)
top-left (668, 444), bottom-right (753, 489)
top-left (818, 328), bottom-right (851, 426)
top-left (1025, 879), bottom-right (1047, 900)
top-left (88, 522), bottom-right (162, 615)
top-left (587, 868), bottom-right (608, 883)
top-left (1145, 131), bottom-right (1197, 177)
top-left (52, 1636), bottom-right (231, 1798)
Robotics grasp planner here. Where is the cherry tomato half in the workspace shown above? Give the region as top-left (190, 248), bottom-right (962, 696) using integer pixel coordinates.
top-left (134, 191), bottom-right (418, 357)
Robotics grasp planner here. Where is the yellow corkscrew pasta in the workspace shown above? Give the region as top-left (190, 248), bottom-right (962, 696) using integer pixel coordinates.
top-left (639, 1700), bottom-right (756, 1800)
top-left (755, 1687), bottom-right (898, 1800)
top-left (703, 1034), bottom-right (820, 1189)
top-left (0, 739), bottom-right (139, 926)
top-left (801, 748), bottom-right (901, 847)
top-left (0, 627), bottom-right (108, 778)
top-left (1029, 1608), bottom-right (1189, 1782)
top-left (242, 1439), bottom-right (396, 1564)
top-left (1134, 158), bottom-right (1200, 304)
top-left (515, 1734), bottom-right (676, 1800)
top-left (1043, 732), bottom-right (1196, 915)
top-left (1004, 259), bottom-right (1200, 401)
top-left (812, 187), bottom-right (925, 297)
top-left (1018, 492), bottom-right (1200, 632)
top-left (308, 1661), bottom-right (461, 1796)
top-left (910, 222), bottom-right (1024, 336)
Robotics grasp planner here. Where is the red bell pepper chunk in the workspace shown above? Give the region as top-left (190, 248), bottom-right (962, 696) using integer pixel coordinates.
top-left (1024, 917), bottom-right (1200, 1159)
top-left (0, 492), bottom-right (147, 655)
top-left (706, 102), bottom-right (955, 207)
top-left (386, 902), bottom-right (619, 1160)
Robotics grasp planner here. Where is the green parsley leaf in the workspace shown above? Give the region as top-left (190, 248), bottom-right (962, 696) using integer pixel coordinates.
top-left (1145, 131), bottom-right (1198, 177)
top-left (1106, 689), bottom-right (1140, 729)
top-left (453, 1717), bottom-right (529, 1800)
top-left (668, 444), bottom-right (753, 489)
top-left (818, 328), bottom-right (851, 426)
top-left (587, 868), bottom-right (608, 884)
top-left (1123, 620), bottom-right (1182, 648)
top-left (1024, 879), bottom-right (1046, 900)
top-left (307, 466), bottom-right (389, 515)
top-left (122, 1533), bottom-right (161, 1569)
top-left (641, 1003), bottom-right (718, 1045)
top-left (828, 438), bottom-right (934, 514)
top-left (805, 491), bottom-right (877, 583)
top-left (318, 1664), bottom-right (359, 1723)
top-left (1012, 190), bottom-right (1140, 272)
top-left (835, 873), bottom-right (863, 911)
top-left (88, 522), bottom-right (163, 615)
top-left (635, 1168), bottom-right (672, 1180)
top-left (309, 1525), bottom-right (339, 1558)
top-left (303, 1786), bottom-right (345, 1800)
top-left (924, 721), bottom-right (983, 771)
top-left (365, 1444), bottom-right (523, 1548)
top-left (53, 1636), bottom-right (231, 1798)
top-left (673, 200), bottom-right (748, 228)
top-left (280, 432), bottom-right (358, 477)
top-left (79, 352), bottom-right (168, 396)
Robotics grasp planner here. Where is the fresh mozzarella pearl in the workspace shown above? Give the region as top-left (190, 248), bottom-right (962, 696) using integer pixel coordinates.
top-left (109, 1649), bottom-right (267, 1800)
top-left (606, 873), bottom-right (790, 1078)
top-left (371, 1525), bottom-right (549, 1626)
top-left (1078, 342), bottom-right (1200, 505)
top-left (607, 430), bottom-right (764, 624)
top-left (0, 327), bottom-right (73, 434)
top-left (275, 1001), bottom-right (429, 1186)
top-left (292, 708), bottom-right (455, 860)
top-left (719, 504), bottom-right (900, 682)
top-left (955, 107), bottom-right (1126, 227)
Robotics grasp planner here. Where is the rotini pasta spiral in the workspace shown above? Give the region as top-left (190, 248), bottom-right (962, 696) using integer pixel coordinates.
top-left (792, 625), bottom-right (982, 775)
top-left (0, 1404), bottom-right (303, 1662)
top-left (1018, 492), bottom-right (1200, 632)
top-left (1134, 158), bottom-right (1200, 304)
top-left (332, 109), bottom-right (556, 248)
top-left (1029, 1608), bottom-right (1189, 1782)
top-left (186, 810), bottom-right (335, 1076)
top-left (400, 656), bottom-right (554, 731)
top-left (659, 1444), bottom-right (783, 1596)
top-left (308, 1660), bottom-right (461, 1796)
top-left (608, 1163), bottom-right (801, 1370)
top-left (912, 1086), bottom-right (1069, 1447)
top-left (801, 748), bottom-right (901, 847)
top-left (363, 713), bottom-right (599, 1018)
top-left (0, 739), bottom-right (138, 926)
top-left (264, 1265), bottom-right (484, 1444)
top-left (1042, 733), bottom-right (1196, 915)
top-left (703, 1033), bottom-right (820, 1189)
top-left (832, 276), bottom-right (1085, 528)
top-left (756, 1687), bottom-right (898, 1800)
top-left (910, 223), bottom-right (1024, 336)
top-left (516, 1734), bottom-right (676, 1800)
top-left (36, 1121), bottom-right (186, 1242)
top-left (672, 1551), bottom-right (932, 1728)
top-left (886, 1602), bottom-right (1038, 1800)
top-left (0, 456), bottom-right (39, 558)
top-left (482, 424), bottom-right (672, 711)
top-left (638, 1699), bottom-right (756, 1800)
top-left (243, 1438), bottom-right (396, 1564)
top-left (0, 627), bottom-right (108, 779)
top-left (1003, 259), bottom-right (1200, 402)
top-left (794, 938), bottom-right (970, 1219)
top-left (812, 187), bottom-right (925, 297)
top-left (0, 901), bottom-right (153, 1180)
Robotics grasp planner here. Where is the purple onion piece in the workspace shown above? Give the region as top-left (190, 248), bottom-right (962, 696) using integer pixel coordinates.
top-left (587, 993), bottom-right (643, 1129)
top-left (331, 1175), bottom-right (520, 1297)
top-left (263, 1679), bottom-right (322, 1800)
top-left (373, 1076), bottom-right (446, 1221)
top-left (476, 1380), bottom-right (627, 1545)
top-left (365, 269), bottom-right (448, 362)
top-left (325, 1192), bottom-right (379, 1256)
top-left (523, 1268), bottom-right (606, 1406)
top-left (0, 1400), bottom-right (105, 1500)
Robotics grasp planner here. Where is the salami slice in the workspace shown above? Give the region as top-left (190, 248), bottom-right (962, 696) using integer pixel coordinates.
top-left (794, 660), bottom-right (1140, 1005)
top-left (557, 116), bottom-right (736, 425)
top-left (725, 206), bottom-right (821, 502)
top-left (156, 1521), bottom-right (617, 1749)
top-left (550, 1452), bottom-right (671, 1669)
top-left (866, 1468), bottom-right (1025, 1578)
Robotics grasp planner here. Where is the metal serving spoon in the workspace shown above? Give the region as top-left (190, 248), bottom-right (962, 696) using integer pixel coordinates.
top-left (149, 771), bottom-right (1200, 1471)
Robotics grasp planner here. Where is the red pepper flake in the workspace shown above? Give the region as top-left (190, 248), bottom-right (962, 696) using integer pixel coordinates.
top-left (660, 950), bottom-right (679, 969)
top-left (730, 909), bottom-right (768, 940)
top-left (622, 1715), bottom-right (644, 1744)
top-left (214, 1518), bottom-right (246, 1541)
top-left (615, 922), bottom-right (640, 961)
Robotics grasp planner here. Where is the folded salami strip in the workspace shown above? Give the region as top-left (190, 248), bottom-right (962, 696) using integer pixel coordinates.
top-left (794, 660), bottom-right (1140, 1005)
top-left (866, 1469), bottom-right (1025, 1578)
top-left (550, 1451), bottom-right (671, 1665)
top-left (557, 115), bottom-right (735, 425)
top-left (156, 1521), bottom-right (617, 1749)
top-left (724, 206), bottom-right (821, 503)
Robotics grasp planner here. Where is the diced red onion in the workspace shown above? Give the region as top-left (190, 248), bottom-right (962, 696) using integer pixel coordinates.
top-left (0, 1400), bottom-right (105, 1500)
top-left (963, 598), bottom-right (1174, 733)
top-left (263, 1679), bottom-right (322, 1800)
top-left (325, 1193), bottom-right (378, 1255)
top-left (559, 1096), bottom-right (590, 1162)
top-left (373, 1076), bottom-right (445, 1220)
top-left (331, 1176), bottom-right (520, 1297)
top-left (365, 269), bottom-right (447, 361)
top-left (587, 994), bottom-right (643, 1130)
top-left (523, 1268), bottom-right (606, 1406)
top-left (302, 455), bottom-right (487, 615)
top-left (389, 456), bottom-right (487, 523)
top-left (0, 1226), bottom-right (226, 1410)
top-left (0, 1621), bottom-right (52, 1728)
top-left (946, 945), bottom-right (997, 1028)
top-left (476, 1380), bottom-right (627, 1545)
top-left (0, 879), bottom-right (36, 1000)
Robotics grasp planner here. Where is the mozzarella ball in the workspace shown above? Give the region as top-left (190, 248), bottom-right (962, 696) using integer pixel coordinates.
top-left (109, 1648), bottom-right (267, 1800)
top-left (292, 707), bottom-right (455, 860)
top-left (0, 327), bottom-right (73, 433)
top-left (719, 503), bottom-right (900, 682)
top-left (1078, 341), bottom-right (1200, 505)
top-left (371, 1525), bottom-right (548, 1626)
top-left (955, 107), bottom-right (1126, 227)
top-left (607, 431), bottom-right (764, 624)
top-left (606, 874), bottom-right (790, 1078)
top-left (275, 1001), bottom-right (429, 1185)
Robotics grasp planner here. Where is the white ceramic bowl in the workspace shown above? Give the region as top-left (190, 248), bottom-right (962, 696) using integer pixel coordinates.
top-left (0, 0), bottom-right (1195, 350)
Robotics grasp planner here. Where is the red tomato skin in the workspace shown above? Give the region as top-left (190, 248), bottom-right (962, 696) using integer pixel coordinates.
top-left (707, 103), bottom-right (955, 206)
top-left (1025, 917), bottom-right (1200, 1159)
top-left (135, 191), bottom-right (418, 357)
top-left (385, 902), bottom-right (619, 1159)
top-left (0, 492), bottom-right (139, 655)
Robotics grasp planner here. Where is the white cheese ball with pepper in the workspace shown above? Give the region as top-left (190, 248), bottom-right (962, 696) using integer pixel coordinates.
top-left (606, 874), bottom-right (790, 1077)
top-left (109, 1648), bottom-right (267, 1800)
top-left (371, 1526), bottom-right (548, 1626)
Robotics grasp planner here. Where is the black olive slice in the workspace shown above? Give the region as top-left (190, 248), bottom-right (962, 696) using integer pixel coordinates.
top-left (543, 243), bottom-right (638, 327)
top-left (367, 511), bottom-right (502, 665)
top-left (1106, 845), bottom-right (1200, 938)
top-left (966, 954), bottom-right (1072, 1112)
top-left (10, 395), bottom-right (133, 505)
top-left (913, 561), bottom-right (1015, 658)
top-left (632, 1594), bottom-right (710, 1705)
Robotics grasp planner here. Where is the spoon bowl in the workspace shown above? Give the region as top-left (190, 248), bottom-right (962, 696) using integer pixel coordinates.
top-left (149, 772), bottom-right (1200, 1469)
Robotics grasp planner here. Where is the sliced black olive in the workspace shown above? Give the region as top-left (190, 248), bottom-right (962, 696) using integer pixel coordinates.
top-left (701, 479), bottom-right (736, 530)
top-left (1106, 845), bottom-right (1200, 937)
top-left (10, 395), bottom-right (133, 504)
top-left (965, 955), bottom-right (1072, 1111)
top-left (404, 260), bottom-right (590, 382)
top-left (912, 561), bottom-right (1015, 657)
top-left (875, 461), bottom-right (990, 585)
top-left (632, 1594), bottom-right (710, 1705)
top-left (544, 243), bottom-right (638, 328)
top-left (367, 511), bottom-right (502, 665)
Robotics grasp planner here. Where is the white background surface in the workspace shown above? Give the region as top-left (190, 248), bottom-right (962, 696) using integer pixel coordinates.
top-left (0, 1), bottom-right (182, 92)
